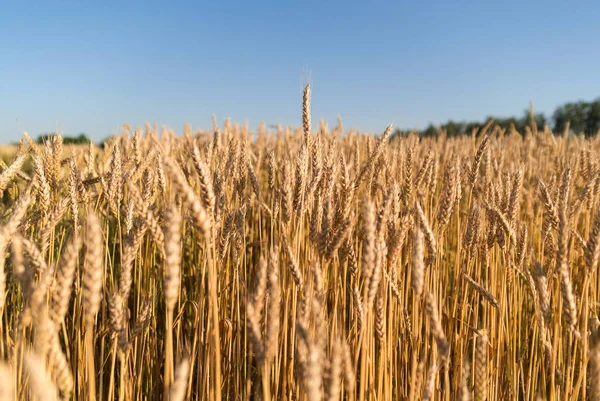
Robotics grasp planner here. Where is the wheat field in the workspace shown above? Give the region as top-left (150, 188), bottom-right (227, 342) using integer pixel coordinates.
top-left (0, 86), bottom-right (599, 401)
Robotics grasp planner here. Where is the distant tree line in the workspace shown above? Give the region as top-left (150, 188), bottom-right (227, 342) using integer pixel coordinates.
top-left (29, 98), bottom-right (600, 143)
top-left (393, 98), bottom-right (600, 138)
top-left (36, 133), bottom-right (91, 144)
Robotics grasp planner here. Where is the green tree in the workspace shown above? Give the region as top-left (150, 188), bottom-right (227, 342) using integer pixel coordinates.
top-left (443, 120), bottom-right (466, 137)
top-left (585, 99), bottom-right (600, 136)
top-left (422, 124), bottom-right (438, 137)
top-left (553, 101), bottom-right (588, 135)
top-left (37, 132), bottom-right (91, 144)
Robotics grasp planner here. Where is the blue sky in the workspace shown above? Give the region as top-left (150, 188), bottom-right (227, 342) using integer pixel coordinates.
top-left (1, 1), bottom-right (599, 142)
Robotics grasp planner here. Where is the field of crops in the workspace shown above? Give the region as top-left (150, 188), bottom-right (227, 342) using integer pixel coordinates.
top-left (1, 85), bottom-right (600, 401)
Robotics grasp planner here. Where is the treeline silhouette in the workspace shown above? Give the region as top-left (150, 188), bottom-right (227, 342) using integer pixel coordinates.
top-left (31, 98), bottom-right (600, 142)
top-left (36, 132), bottom-right (91, 144)
top-left (394, 98), bottom-right (600, 138)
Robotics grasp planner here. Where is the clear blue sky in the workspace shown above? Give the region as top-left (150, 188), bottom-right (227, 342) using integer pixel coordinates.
top-left (1, 1), bottom-right (599, 142)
